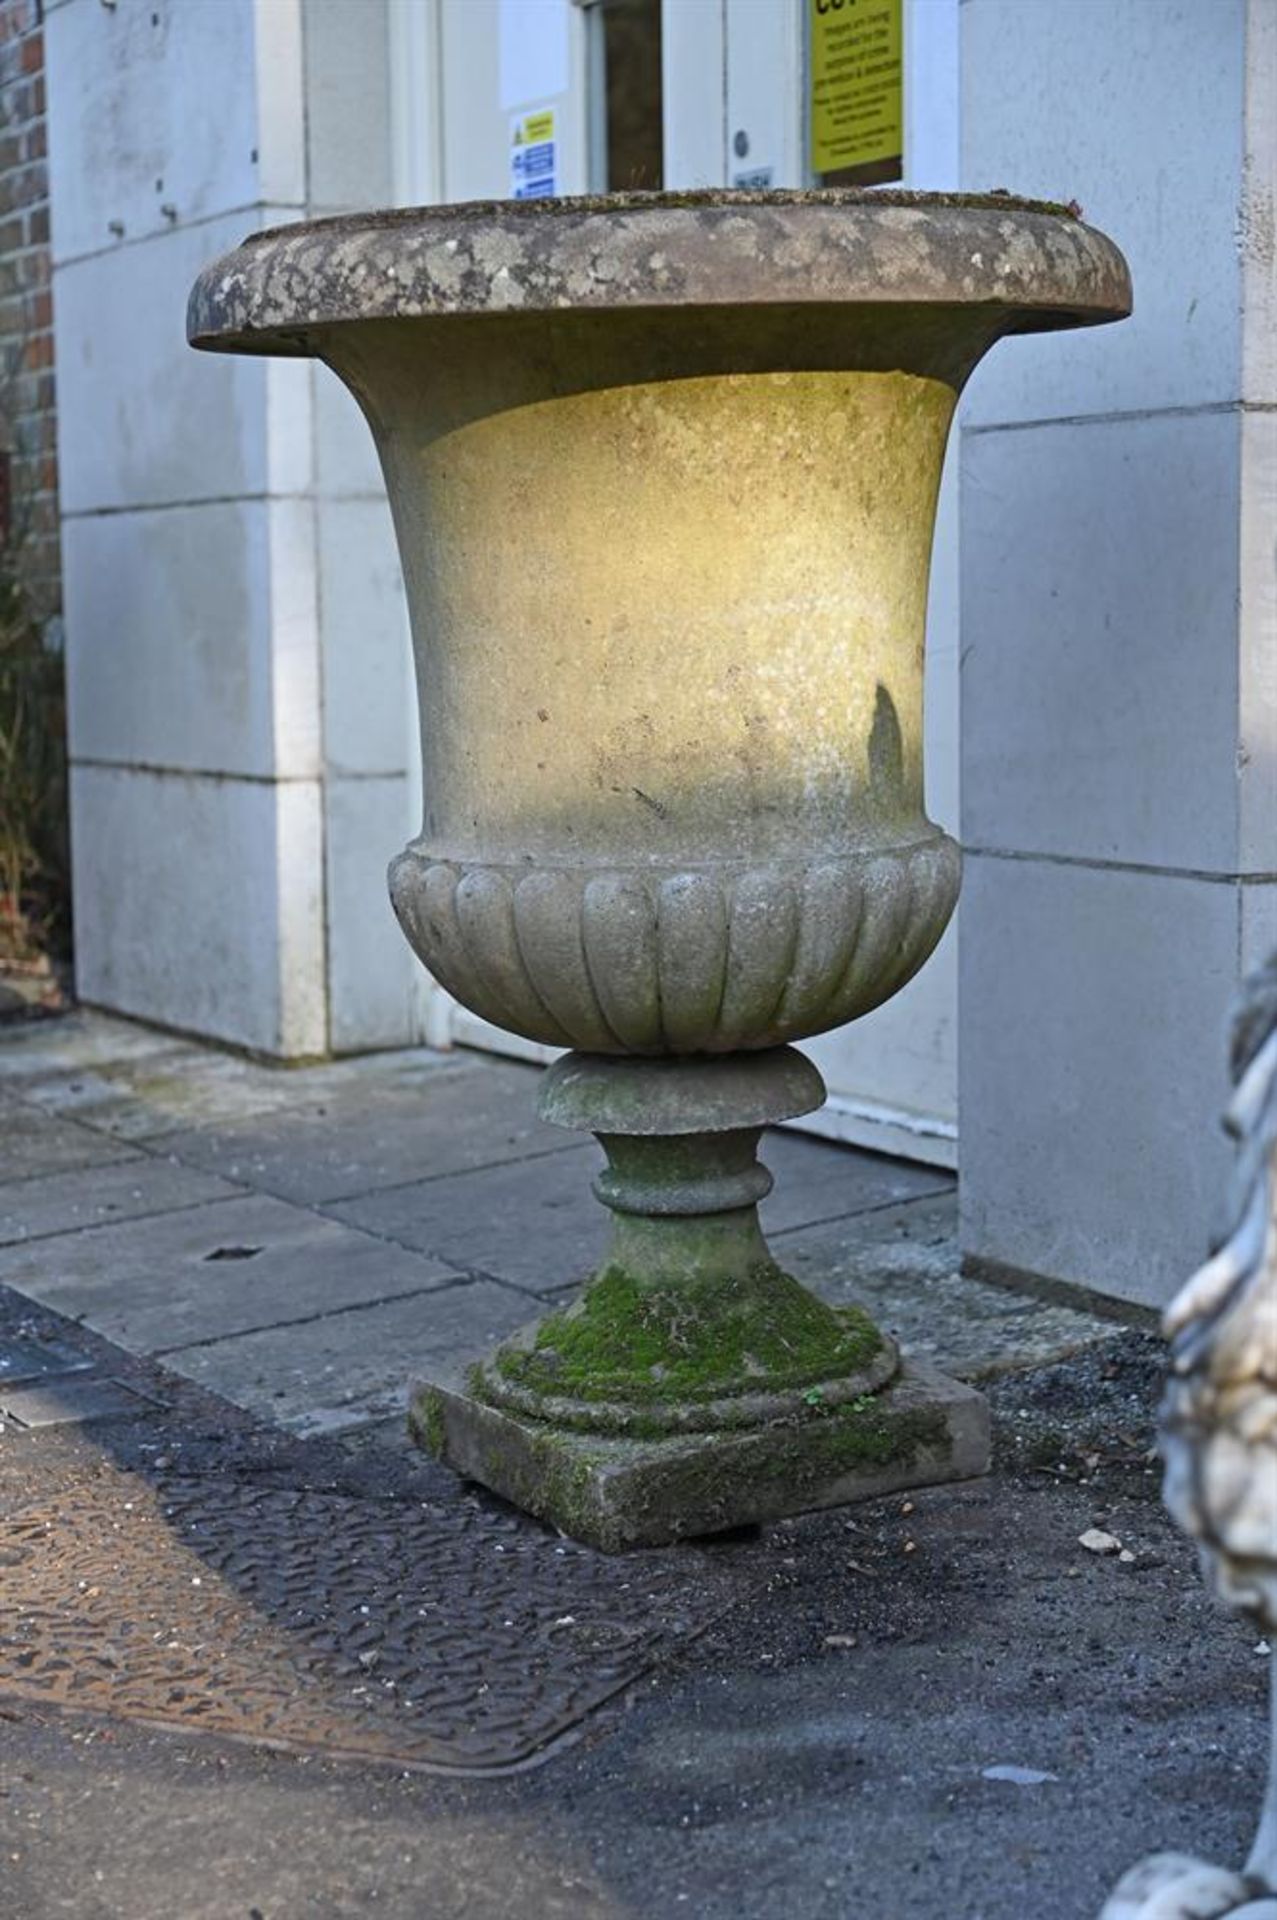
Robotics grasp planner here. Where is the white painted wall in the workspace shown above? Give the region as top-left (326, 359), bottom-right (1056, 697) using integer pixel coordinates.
top-left (802, 0), bottom-right (962, 1166)
top-left (49, 0), bottom-right (425, 1058)
top-left (958, 0), bottom-right (1270, 1306)
top-left (49, 0), bottom-right (328, 1057)
top-left (304, 0), bottom-right (425, 1052)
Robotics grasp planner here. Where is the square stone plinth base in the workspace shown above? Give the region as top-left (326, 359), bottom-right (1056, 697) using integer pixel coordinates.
top-left (409, 1359), bottom-right (990, 1552)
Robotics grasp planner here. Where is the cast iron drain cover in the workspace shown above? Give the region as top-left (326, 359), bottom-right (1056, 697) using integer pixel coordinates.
top-left (0, 1466), bottom-right (735, 1773)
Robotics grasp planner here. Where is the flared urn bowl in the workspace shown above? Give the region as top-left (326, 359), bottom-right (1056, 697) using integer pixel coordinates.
top-left (189, 191), bottom-right (1130, 1059)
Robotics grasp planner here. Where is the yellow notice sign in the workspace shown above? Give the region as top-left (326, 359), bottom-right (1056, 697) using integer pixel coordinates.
top-left (510, 107), bottom-right (557, 199)
top-left (810, 0), bottom-right (903, 179)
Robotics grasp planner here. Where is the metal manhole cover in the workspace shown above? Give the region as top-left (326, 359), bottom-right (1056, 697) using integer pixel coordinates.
top-left (0, 1466), bottom-right (735, 1773)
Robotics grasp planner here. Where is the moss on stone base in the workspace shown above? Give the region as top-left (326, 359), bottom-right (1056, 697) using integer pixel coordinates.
top-left (410, 1357), bottom-right (987, 1551)
top-left (594, 1394), bottom-right (954, 1548)
top-left (409, 1385), bottom-right (447, 1459)
top-left (492, 1261), bottom-right (883, 1408)
top-left (762, 1397), bottom-right (949, 1485)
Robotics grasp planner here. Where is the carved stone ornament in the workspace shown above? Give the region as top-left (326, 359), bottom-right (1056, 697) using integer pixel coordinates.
top-left (1102, 961), bottom-right (1277, 1917)
top-left (190, 191), bottom-right (1130, 1547)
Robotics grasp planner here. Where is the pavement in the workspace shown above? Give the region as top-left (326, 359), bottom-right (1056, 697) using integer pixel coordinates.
top-left (0, 1009), bottom-right (1268, 1919)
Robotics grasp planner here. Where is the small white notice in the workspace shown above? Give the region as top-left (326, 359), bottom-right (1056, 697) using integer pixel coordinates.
top-left (510, 107), bottom-right (557, 200)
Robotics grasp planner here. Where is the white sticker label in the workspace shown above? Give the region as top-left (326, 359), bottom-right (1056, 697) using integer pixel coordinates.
top-left (510, 107), bottom-right (557, 200)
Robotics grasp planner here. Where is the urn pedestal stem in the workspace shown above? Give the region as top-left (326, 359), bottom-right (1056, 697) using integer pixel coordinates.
top-left (408, 1047), bottom-right (988, 1551)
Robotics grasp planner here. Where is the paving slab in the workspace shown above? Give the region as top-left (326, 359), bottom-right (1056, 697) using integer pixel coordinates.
top-left (776, 1193), bottom-right (1120, 1379)
top-left (0, 1009), bottom-right (185, 1085)
top-left (0, 1098), bottom-right (142, 1181)
top-left (161, 1276), bottom-right (538, 1433)
top-left (0, 1154), bottom-right (242, 1245)
top-left (154, 1058), bottom-right (579, 1203)
top-left (757, 1126), bottom-right (953, 1228)
top-left (327, 1141), bottom-right (606, 1292)
top-left (0, 1327), bottom-right (92, 1387)
top-left (13, 1032), bottom-right (475, 1141)
top-left (0, 1191), bottom-right (463, 1354)
top-left (0, 1284), bottom-right (268, 1515)
top-left (329, 1130), bottom-right (951, 1297)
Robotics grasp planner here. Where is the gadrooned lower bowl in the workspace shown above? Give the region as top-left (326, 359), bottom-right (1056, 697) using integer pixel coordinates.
top-left (388, 834), bottom-right (960, 1055)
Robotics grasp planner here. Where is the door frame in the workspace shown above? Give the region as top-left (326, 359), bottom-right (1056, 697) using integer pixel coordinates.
top-left (385, 0), bottom-right (963, 1166)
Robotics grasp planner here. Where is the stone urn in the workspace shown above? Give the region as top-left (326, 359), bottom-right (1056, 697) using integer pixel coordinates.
top-left (190, 191), bottom-right (1130, 1550)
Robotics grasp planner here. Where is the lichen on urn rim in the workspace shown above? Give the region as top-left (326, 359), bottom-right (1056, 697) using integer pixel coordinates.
top-left (187, 188), bottom-right (1131, 353)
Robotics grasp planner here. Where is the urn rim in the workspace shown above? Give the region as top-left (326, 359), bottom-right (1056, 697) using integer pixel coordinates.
top-left (187, 187), bottom-right (1131, 355)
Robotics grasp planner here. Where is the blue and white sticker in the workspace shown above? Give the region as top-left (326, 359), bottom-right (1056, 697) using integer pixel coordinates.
top-left (510, 108), bottom-right (557, 201)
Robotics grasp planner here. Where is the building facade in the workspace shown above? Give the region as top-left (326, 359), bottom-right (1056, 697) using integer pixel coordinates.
top-left (0, 0), bottom-right (58, 627)
top-left (33, 0), bottom-right (1277, 1309)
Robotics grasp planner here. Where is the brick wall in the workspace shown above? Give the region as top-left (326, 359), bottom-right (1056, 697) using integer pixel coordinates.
top-left (0, 0), bottom-right (56, 628)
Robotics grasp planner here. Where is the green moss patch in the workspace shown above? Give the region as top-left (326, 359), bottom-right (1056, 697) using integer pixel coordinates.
top-left (409, 1385), bottom-right (447, 1459)
top-left (759, 1399), bottom-right (950, 1484)
top-left (493, 1262), bottom-right (882, 1407)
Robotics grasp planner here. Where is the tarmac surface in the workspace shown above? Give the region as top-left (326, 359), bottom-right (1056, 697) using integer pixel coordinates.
top-left (0, 1011), bottom-right (1267, 1919)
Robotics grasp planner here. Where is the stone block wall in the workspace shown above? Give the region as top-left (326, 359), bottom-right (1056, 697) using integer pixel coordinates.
top-left (958, 0), bottom-right (1274, 1308)
top-left (46, 0), bottom-right (420, 1057)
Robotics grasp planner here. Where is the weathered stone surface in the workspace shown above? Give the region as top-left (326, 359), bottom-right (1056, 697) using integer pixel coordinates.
top-left (368, 358), bottom-right (964, 1059)
top-left (1101, 958), bottom-right (1277, 1915)
top-left (188, 190), bottom-right (1130, 344)
top-left (0, 1192), bottom-right (461, 1352)
top-left (16, 1034), bottom-right (468, 1142)
top-left (169, 1277), bottom-right (534, 1435)
top-left (412, 1355), bottom-right (989, 1553)
top-left (479, 1049), bottom-right (917, 1447)
top-left (778, 1194), bottom-right (1119, 1381)
top-left (0, 1155), bottom-right (240, 1246)
top-left (538, 1043), bottom-right (825, 1138)
top-left (390, 841), bottom-right (960, 1054)
top-left (1100, 1856), bottom-right (1260, 1919)
top-left (0, 1097), bottom-right (140, 1181)
top-left (386, 1048), bottom-right (984, 1545)
top-left (153, 1058), bottom-right (570, 1204)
